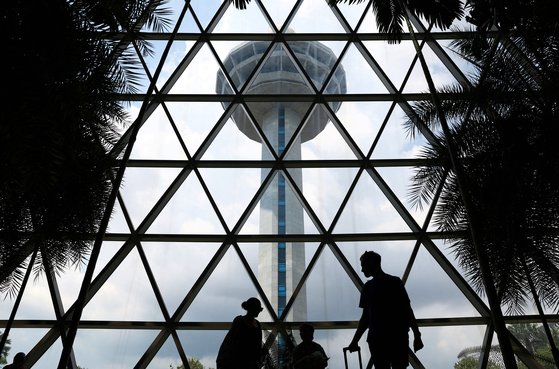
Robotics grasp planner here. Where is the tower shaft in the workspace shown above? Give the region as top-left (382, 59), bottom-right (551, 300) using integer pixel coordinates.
top-left (258, 106), bottom-right (307, 321)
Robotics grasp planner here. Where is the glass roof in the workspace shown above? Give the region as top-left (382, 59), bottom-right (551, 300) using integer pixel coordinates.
top-left (3, 1), bottom-right (548, 369)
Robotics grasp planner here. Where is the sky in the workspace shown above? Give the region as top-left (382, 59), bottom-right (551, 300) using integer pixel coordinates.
top-left (1, 1), bottom-right (543, 369)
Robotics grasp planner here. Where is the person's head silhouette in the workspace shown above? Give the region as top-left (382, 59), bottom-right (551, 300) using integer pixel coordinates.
top-left (242, 297), bottom-right (263, 318)
top-left (10, 352), bottom-right (26, 368)
top-left (299, 323), bottom-right (315, 342)
top-left (360, 250), bottom-right (382, 277)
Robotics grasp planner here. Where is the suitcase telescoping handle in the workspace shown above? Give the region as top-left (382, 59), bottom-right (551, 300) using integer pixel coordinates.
top-left (343, 346), bottom-right (363, 369)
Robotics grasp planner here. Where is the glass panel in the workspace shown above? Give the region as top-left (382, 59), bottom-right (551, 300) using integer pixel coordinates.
top-left (2, 2), bottom-right (533, 369)
top-left (82, 247), bottom-right (165, 321)
top-left (73, 329), bottom-right (159, 369)
top-left (335, 171), bottom-right (412, 233)
top-left (130, 105), bottom-right (188, 160)
top-left (181, 246), bottom-right (274, 322)
top-left (119, 167), bottom-right (183, 227)
top-left (147, 173), bottom-right (226, 234)
top-left (407, 245), bottom-right (482, 319)
top-left (287, 0), bottom-right (346, 33)
top-left (419, 325), bottom-right (489, 369)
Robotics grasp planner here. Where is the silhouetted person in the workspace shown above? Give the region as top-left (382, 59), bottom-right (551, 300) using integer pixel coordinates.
top-left (217, 297), bottom-right (263, 369)
top-left (3, 352), bottom-right (26, 369)
top-left (348, 251), bottom-right (423, 369)
top-left (292, 324), bottom-right (328, 369)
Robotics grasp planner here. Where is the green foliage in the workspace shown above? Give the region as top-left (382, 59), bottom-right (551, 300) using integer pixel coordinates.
top-left (172, 357), bottom-right (211, 369)
top-left (454, 324), bottom-right (559, 369)
top-left (329, 0), bottom-right (463, 43)
top-left (454, 356), bottom-right (501, 369)
top-left (1, 332), bottom-right (11, 365)
top-left (406, 25), bottom-right (559, 314)
top-left (1, 0), bottom-right (171, 297)
top-left (510, 324), bottom-right (558, 369)
top-left (232, 0), bottom-right (463, 44)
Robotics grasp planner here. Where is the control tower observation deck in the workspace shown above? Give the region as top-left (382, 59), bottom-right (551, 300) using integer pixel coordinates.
top-left (216, 39), bottom-right (346, 321)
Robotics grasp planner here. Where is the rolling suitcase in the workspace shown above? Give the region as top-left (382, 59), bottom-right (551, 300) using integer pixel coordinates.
top-left (343, 346), bottom-right (363, 369)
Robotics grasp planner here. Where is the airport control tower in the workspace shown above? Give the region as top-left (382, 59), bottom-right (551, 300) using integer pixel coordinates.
top-left (216, 39), bottom-right (346, 322)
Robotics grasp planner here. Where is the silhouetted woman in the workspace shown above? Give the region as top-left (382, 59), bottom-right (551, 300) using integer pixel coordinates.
top-left (217, 297), bottom-right (263, 369)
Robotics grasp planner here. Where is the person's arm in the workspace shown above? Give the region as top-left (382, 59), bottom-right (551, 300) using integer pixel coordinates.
top-left (408, 306), bottom-right (423, 352)
top-left (400, 283), bottom-right (423, 352)
top-left (348, 309), bottom-right (368, 352)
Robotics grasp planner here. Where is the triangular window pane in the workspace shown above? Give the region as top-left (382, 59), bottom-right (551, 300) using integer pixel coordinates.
top-left (261, 0), bottom-right (298, 30)
top-left (247, 44), bottom-right (314, 95)
top-left (198, 168), bottom-right (262, 229)
top-left (371, 105), bottom-right (429, 159)
top-left (74, 329), bottom-right (158, 368)
top-left (356, 5), bottom-right (381, 32)
top-left (335, 0), bottom-right (369, 31)
top-left (213, 1), bottom-right (273, 33)
top-left (14, 270), bottom-right (56, 320)
top-left (288, 167), bottom-right (359, 229)
top-left (376, 166), bottom-right (431, 226)
top-left (362, 40), bottom-right (418, 92)
top-left (147, 173), bottom-right (226, 234)
top-left (299, 245), bottom-right (361, 321)
top-left (189, 0), bottom-right (223, 30)
top-left (238, 242), bottom-right (319, 321)
top-left (402, 44), bottom-right (462, 93)
top-left (334, 101), bottom-right (392, 155)
top-left (335, 171), bottom-right (412, 233)
top-left (119, 167), bottom-right (182, 227)
top-left (92, 241), bottom-right (124, 280)
top-left (82, 247), bottom-right (164, 321)
top-left (217, 40), bottom-right (272, 92)
top-left (239, 171), bottom-right (321, 235)
top-left (332, 42), bottom-right (389, 93)
top-left (287, 1), bottom-right (346, 33)
top-left (406, 245), bottom-right (482, 319)
top-left (146, 335), bottom-right (184, 369)
top-left (293, 110), bottom-right (361, 160)
top-left (106, 200), bottom-right (131, 233)
top-left (169, 43), bottom-right (222, 94)
top-left (181, 245), bottom-right (273, 322)
top-left (130, 105), bottom-right (187, 160)
top-left (418, 325), bottom-right (490, 369)
top-left (143, 40), bottom-right (196, 91)
top-left (177, 330), bottom-right (230, 369)
top-left (200, 109), bottom-right (263, 160)
top-left (246, 101), bottom-right (313, 157)
top-left (166, 101), bottom-right (228, 157)
top-left (141, 242), bottom-right (221, 315)
top-left (286, 40), bottom-right (346, 91)
top-left (178, 6), bottom-right (201, 33)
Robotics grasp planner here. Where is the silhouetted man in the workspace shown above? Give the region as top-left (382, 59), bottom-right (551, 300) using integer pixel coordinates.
top-left (292, 323), bottom-right (328, 369)
top-left (348, 251), bottom-right (423, 369)
top-left (3, 352), bottom-right (26, 369)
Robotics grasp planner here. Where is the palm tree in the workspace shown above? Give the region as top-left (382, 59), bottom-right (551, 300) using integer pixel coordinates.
top-left (0, 0), bottom-right (171, 295)
top-left (463, 0), bottom-right (556, 34)
top-left (405, 24), bottom-right (559, 367)
top-left (330, 0), bottom-right (463, 43)
top-left (229, 0), bottom-right (463, 43)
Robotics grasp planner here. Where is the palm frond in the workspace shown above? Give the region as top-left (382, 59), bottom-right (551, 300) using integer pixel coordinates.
top-left (1, 0), bottom-right (173, 293)
top-left (328, 0), bottom-right (368, 5)
top-left (408, 0), bottom-right (463, 30)
top-left (230, 0), bottom-right (252, 10)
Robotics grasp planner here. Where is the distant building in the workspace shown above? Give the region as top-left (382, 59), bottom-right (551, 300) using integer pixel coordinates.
top-left (216, 39), bottom-right (346, 321)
